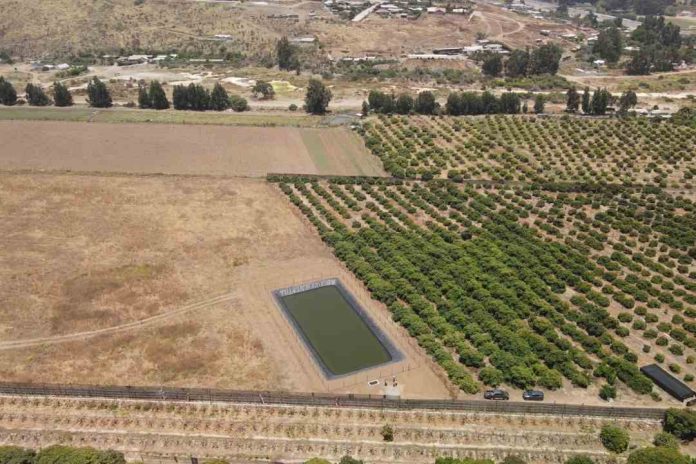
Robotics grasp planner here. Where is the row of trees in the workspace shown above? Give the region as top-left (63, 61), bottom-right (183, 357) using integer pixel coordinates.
top-left (566, 87), bottom-right (637, 116)
top-left (365, 90), bottom-right (545, 116)
top-left (366, 90), bottom-right (437, 115)
top-left (0, 75), bottom-right (333, 114)
top-left (171, 82), bottom-right (248, 112)
top-left (481, 44), bottom-right (563, 78)
top-left (0, 77), bottom-right (73, 107)
top-left (447, 91), bottom-right (545, 115)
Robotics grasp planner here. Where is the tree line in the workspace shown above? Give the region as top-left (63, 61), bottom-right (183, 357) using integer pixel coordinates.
top-left (365, 90), bottom-right (545, 116)
top-left (565, 87), bottom-right (637, 116)
top-left (480, 43), bottom-right (563, 78)
top-left (0, 75), bottom-right (334, 115)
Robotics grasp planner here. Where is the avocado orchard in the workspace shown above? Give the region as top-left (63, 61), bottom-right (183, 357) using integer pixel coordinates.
top-left (361, 115), bottom-right (696, 187)
top-left (271, 176), bottom-right (696, 397)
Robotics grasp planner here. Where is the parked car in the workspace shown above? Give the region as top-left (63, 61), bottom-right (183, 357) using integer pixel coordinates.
top-left (522, 390), bottom-right (545, 401)
top-left (484, 389), bottom-right (509, 400)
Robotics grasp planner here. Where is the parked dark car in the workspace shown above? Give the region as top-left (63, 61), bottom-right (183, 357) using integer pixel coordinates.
top-left (484, 389), bottom-right (509, 400)
top-left (522, 390), bottom-right (545, 401)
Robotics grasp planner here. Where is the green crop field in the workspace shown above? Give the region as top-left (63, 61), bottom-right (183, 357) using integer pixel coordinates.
top-left (279, 285), bottom-right (392, 376)
top-left (273, 175), bottom-right (696, 400)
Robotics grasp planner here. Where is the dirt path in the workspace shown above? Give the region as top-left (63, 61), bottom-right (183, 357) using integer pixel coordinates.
top-left (0, 293), bottom-right (235, 350)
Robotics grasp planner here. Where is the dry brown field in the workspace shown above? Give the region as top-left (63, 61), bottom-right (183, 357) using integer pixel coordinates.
top-left (0, 121), bottom-right (385, 177)
top-left (0, 173), bottom-right (446, 398)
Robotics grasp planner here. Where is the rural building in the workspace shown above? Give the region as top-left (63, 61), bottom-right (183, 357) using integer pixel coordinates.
top-left (640, 364), bottom-right (696, 404)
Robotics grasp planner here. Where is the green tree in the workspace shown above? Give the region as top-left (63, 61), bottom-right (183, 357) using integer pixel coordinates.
top-left (505, 49), bottom-right (529, 77)
top-left (277, 36), bottom-right (297, 71)
top-left (210, 82), bottom-right (230, 111)
top-left (186, 83), bottom-right (210, 111)
top-left (499, 92), bottom-right (521, 114)
top-left (626, 446), bottom-right (691, 464)
top-left (533, 94), bottom-right (545, 114)
top-left (482, 54), bottom-right (503, 77)
top-left (172, 84), bottom-right (189, 110)
top-left (479, 366), bottom-right (504, 386)
top-left (414, 91), bottom-right (437, 114)
top-left (25, 83), bottom-right (50, 106)
top-left (600, 424), bottom-right (630, 453)
top-left (590, 88), bottom-right (612, 115)
top-left (664, 408), bottom-right (696, 441)
top-left (593, 26), bottom-right (623, 63)
top-left (86, 77), bottom-right (112, 108)
top-left (0, 446), bottom-right (36, 464)
top-left (361, 100), bottom-right (369, 116)
top-left (395, 93), bottom-right (414, 114)
top-left (52, 82), bottom-right (73, 107)
top-left (229, 94), bottom-right (249, 112)
top-left (368, 90), bottom-right (386, 112)
top-left (252, 80), bottom-right (275, 100)
top-left (149, 81), bottom-right (169, 109)
top-left (566, 87), bottom-right (580, 112)
top-left (618, 90), bottom-right (637, 115)
top-left (528, 43), bottom-right (563, 75)
top-left (625, 50), bottom-right (652, 75)
top-left (581, 86), bottom-right (591, 113)
top-left (0, 76), bottom-right (17, 105)
top-left (304, 78), bottom-right (332, 114)
top-left (137, 85), bottom-right (150, 109)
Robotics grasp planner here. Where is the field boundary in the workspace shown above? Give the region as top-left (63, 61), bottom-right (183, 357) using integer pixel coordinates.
top-left (0, 382), bottom-right (667, 420)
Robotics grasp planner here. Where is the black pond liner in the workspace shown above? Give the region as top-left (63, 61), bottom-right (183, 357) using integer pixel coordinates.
top-left (272, 278), bottom-right (404, 380)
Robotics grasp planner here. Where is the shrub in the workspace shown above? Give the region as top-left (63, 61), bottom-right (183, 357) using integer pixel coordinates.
top-left (600, 424), bottom-right (630, 453)
top-left (626, 446), bottom-right (691, 464)
top-left (599, 384), bottom-right (617, 401)
top-left (0, 447), bottom-right (36, 464)
top-left (565, 456), bottom-right (595, 464)
top-left (664, 408), bottom-right (696, 441)
top-left (652, 432), bottom-right (679, 449)
top-left (381, 424), bottom-right (394, 442)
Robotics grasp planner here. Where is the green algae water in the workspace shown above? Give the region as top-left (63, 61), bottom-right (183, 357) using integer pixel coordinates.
top-left (280, 285), bottom-right (392, 376)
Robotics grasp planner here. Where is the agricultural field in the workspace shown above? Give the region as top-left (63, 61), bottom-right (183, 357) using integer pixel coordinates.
top-left (273, 176), bottom-right (696, 404)
top-left (362, 115), bottom-right (696, 187)
top-left (0, 395), bottom-right (663, 464)
top-left (0, 120), bottom-right (384, 177)
top-left (0, 173), bottom-right (446, 398)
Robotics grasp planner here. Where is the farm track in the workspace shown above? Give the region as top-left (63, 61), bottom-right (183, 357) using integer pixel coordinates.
top-left (0, 293), bottom-right (235, 350)
top-left (0, 396), bottom-right (661, 463)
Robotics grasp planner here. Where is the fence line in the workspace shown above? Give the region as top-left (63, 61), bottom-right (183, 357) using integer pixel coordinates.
top-left (0, 382), bottom-right (666, 421)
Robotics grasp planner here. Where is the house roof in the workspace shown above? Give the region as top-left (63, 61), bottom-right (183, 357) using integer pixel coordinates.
top-left (640, 364), bottom-right (696, 402)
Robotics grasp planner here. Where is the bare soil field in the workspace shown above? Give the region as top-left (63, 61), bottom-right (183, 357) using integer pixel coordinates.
top-left (0, 174), bottom-right (445, 397)
top-left (0, 120), bottom-right (385, 177)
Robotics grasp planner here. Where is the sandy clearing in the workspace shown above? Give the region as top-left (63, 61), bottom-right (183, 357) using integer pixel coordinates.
top-left (0, 120), bottom-right (384, 177)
